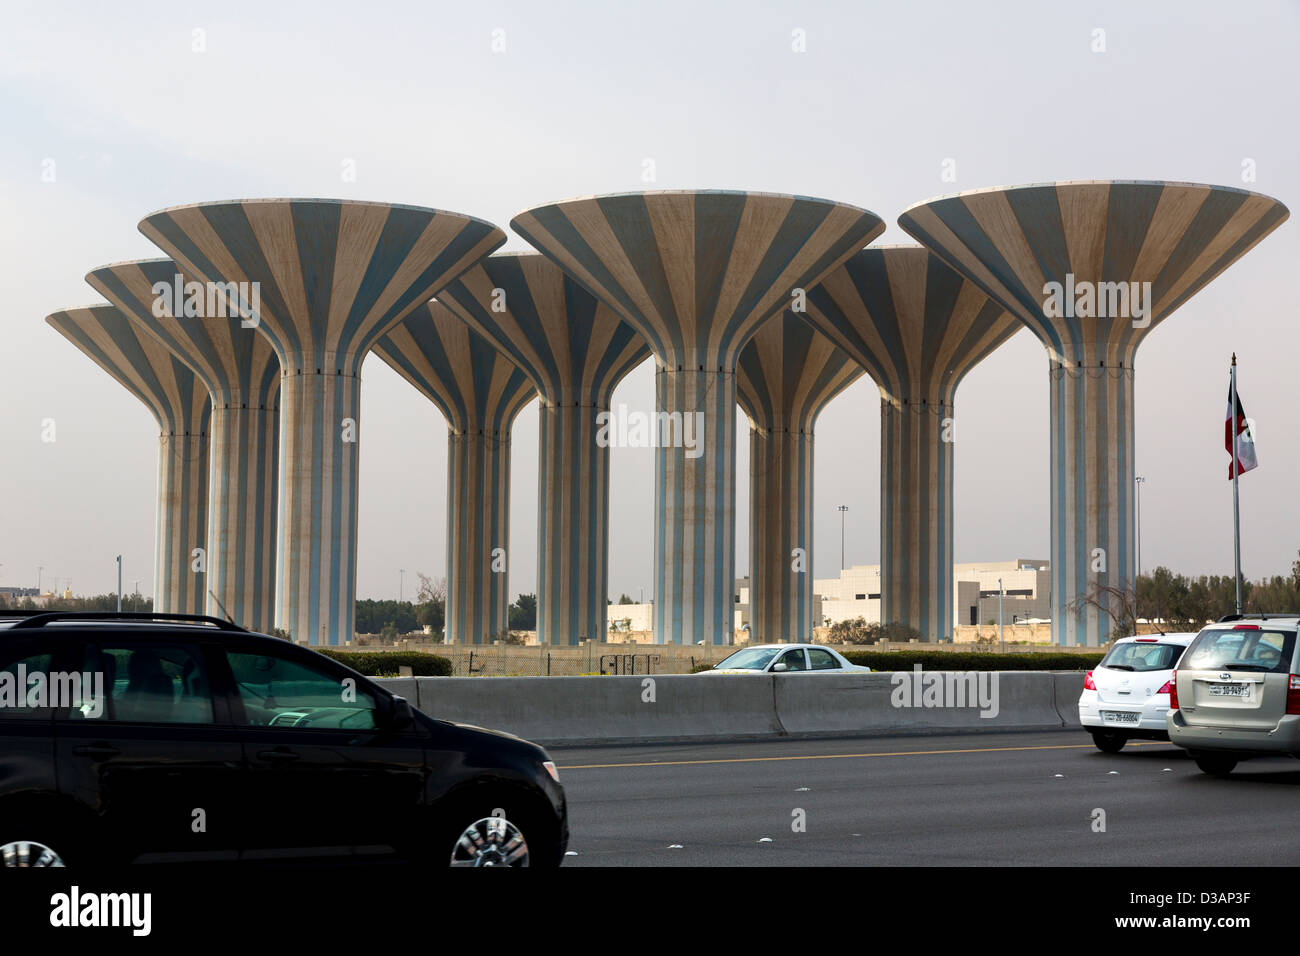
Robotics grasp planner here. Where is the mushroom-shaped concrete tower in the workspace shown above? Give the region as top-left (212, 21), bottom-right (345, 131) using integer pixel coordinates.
top-left (512, 191), bottom-right (885, 644)
top-left (735, 312), bottom-right (863, 643)
top-left (47, 305), bottom-right (211, 614)
top-left (803, 246), bottom-right (1021, 641)
top-left (899, 182), bottom-right (1289, 645)
top-left (87, 259), bottom-right (281, 632)
top-left (435, 253), bottom-right (651, 645)
top-left (140, 199), bottom-right (506, 645)
top-left (373, 302), bottom-right (535, 644)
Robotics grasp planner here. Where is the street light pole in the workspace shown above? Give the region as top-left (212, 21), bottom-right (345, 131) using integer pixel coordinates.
top-left (116, 555), bottom-right (122, 612)
top-left (37, 566), bottom-right (43, 596)
top-left (998, 577), bottom-right (1004, 643)
top-left (399, 569), bottom-right (405, 603)
top-left (837, 505), bottom-right (849, 570)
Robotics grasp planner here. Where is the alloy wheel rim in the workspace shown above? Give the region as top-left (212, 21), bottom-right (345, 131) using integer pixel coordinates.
top-left (450, 816), bottom-right (529, 867)
top-left (1, 841), bottom-right (65, 867)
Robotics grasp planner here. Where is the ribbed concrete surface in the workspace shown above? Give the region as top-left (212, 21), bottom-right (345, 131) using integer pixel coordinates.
top-left (736, 312), bottom-right (862, 643)
top-left (437, 253), bottom-right (650, 645)
top-left (46, 305), bottom-right (210, 614)
top-left (140, 199), bottom-right (506, 644)
top-left (374, 302), bottom-right (535, 644)
top-left (804, 247), bottom-right (1021, 641)
top-left (900, 182), bottom-right (1289, 644)
top-left (513, 191), bottom-right (885, 644)
top-left (87, 258), bottom-right (281, 631)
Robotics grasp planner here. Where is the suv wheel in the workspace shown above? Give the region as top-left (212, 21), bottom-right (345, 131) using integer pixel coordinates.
top-left (433, 794), bottom-right (558, 868)
top-left (1, 839), bottom-right (67, 867)
top-left (1193, 753), bottom-right (1238, 776)
top-left (1090, 731), bottom-right (1127, 753)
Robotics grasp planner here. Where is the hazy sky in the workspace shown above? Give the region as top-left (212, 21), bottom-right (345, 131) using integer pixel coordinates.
top-left (1, 0), bottom-right (1296, 605)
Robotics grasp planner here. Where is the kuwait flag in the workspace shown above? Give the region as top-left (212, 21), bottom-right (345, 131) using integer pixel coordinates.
top-left (1226, 378), bottom-right (1258, 479)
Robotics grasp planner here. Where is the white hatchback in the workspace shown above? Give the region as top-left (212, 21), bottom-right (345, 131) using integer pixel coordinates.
top-left (701, 643), bottom-right (872, 674)
top-left (1078, 633), bottom-right (1197, 752)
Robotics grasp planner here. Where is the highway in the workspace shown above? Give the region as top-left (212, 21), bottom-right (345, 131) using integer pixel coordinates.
top-left (551, 730), bottom-right (1300, 866)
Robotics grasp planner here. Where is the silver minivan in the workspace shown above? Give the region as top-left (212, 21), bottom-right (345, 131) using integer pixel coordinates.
top-left (1166, 616), bottom-right (1300, 775)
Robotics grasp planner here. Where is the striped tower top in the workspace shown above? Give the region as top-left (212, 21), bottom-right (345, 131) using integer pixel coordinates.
top-left (138, 199), bottom-right (507, 373)
top-left (510, 190), bottom-right (887, 368)
top-left (435, 252), bottom-right (650, 407)
top-left (897, 182), bottom-right (1289, 366)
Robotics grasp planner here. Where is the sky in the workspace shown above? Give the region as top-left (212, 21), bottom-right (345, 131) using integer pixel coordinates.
top-left (1, 0), bottom-right (1297, 604)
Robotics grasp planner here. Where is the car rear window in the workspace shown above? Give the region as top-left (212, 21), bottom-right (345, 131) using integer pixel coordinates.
top-left (1099, 642), bottom-right (1185, 672)
top-left (1182, 627), bottom-right (1296, 674)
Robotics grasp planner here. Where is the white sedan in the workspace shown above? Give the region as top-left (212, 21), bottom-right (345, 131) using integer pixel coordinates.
top-left (1078, 633), bottom-right (1198, 752)
top-left (701, 643), bottom-right (872, 674)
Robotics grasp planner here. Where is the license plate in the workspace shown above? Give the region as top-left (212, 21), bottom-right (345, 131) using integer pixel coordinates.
top-left (1100, 711), bottom-right (1140, 724)
top-left (1208, 683), bottom-right (1250, 697)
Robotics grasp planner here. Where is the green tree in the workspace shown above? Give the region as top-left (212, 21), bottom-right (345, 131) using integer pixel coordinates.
top-left (508, 593), bottom-right (537, 630)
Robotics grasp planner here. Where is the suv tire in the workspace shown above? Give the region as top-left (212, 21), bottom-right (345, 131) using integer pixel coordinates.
top-left (1192, 753), bottom-right (1238, 776)
top-left (432, 791), bottom-right (560, 868)
top-left (1090, 731), bottom-right (1127, 753)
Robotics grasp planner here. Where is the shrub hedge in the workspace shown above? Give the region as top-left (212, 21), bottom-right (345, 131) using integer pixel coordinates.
top-left (841, 650), bottom-right (1103, 671)
top-left (316, 649), bottom-right (453, 677)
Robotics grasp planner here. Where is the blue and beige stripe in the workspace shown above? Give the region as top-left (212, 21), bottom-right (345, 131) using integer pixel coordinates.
top-left (374, 302), bottom-right (535, 644)
top-left (899, 182), bottom-right (1289, 645)
top-left (139, 199), bottom-right (506, 644)
top-left (511, 191), bottom-right (884, 644)
top-left (46, 305), bottom-right (211, 615)
top-left (736, 312), bottom-right (862, 643)
top-left (86, 258), bottom-right (281, 632)
top-left (804, 246), bottom-right (1021, 641)
top-left (438, 253), bottom-right (650, 645)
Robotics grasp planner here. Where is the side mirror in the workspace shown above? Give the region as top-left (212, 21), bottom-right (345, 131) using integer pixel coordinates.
top-left (387, 695), bottom-right (414, 730)
top-left (772, 662), bottom-right (788, 672)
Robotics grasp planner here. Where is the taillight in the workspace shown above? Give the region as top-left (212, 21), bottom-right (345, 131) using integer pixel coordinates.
top-left (1084, 670), bottom-right (1097, 691)
top-left (1155, 681), bottom-right (1171, 695)
top-left (1169, 670), bottom-right (1180, 710)
top-left (1287, 675), bottom-right (1300, 716)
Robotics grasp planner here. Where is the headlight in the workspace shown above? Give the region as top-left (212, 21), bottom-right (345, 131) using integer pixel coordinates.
top-left (542, 760), bottom-right (560, 782)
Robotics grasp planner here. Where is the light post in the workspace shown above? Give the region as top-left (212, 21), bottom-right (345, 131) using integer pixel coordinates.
top-left (37, 566), bottom-right (43, 596)
top-left (837, 505), bottom-right (849, 570)
top-left (133, 580), bottom-right (140, 611)
top-left (399, 569), bottom-right (406, 603)
top-left (1135, 475), bottom-right (1146, 628)
top-left (116, 555), bottom-right (122, 612)
top-left (998, 577), bottom-right (1004, 644)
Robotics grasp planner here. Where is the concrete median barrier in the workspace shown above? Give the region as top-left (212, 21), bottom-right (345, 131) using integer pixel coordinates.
top-left (374, 671), bottom-right (1078, 745)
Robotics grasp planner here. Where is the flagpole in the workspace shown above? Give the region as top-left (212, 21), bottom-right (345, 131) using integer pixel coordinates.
top-left (1231, 353), bottom-right (1242, 614)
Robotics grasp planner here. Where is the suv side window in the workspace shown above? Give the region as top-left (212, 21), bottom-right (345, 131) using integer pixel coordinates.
top-left (72, 643), bottom-right (215, 724)
top-left (807, 648), bottom-right (841, 670)
top-left (225, 650), bottom-right (378, 730)
top-left (0, 641), bottom-right (55, 720)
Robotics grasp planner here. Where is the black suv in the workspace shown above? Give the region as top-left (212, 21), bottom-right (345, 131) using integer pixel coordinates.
top-left (0, 611), bottom-right (567, 867)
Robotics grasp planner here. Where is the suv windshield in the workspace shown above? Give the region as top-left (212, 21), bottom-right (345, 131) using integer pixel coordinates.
top-left (1183, 628), bottom-right (1296, 674)
top-left (1099, 642), bottom-right (1185, 672)
top-left (715, 648), bottom-right (780, 670)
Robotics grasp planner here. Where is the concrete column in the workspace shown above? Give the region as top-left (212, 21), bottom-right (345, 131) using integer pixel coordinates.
top-left (140, 199), bottom-right (506, 644)
top-left (879, 399), bottom-right (954, 641)
top-left (900, 180), bottom-right (1288, 645)
top-left (737, 312), bottom-right (862, 643)
top-left (87, 258), bottom-right (281, 631)
top-left (46, 306), bottom-right (211, 613)
top-left (512, 190), bottom-right (885, 645)
top-left (653, 364), bottom-right (737, 644)
top-left (374, 302), bottom-right (534, 644)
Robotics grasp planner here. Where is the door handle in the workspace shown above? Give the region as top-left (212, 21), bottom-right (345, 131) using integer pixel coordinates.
top-left (256, 749), bottom-right (300, 763)
top-left (72, 743), bottom-right (121, 759)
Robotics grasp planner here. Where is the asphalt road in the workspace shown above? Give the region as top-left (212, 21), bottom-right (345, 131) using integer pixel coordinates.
top-left (549, 730), bottom-right (1300, 866)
